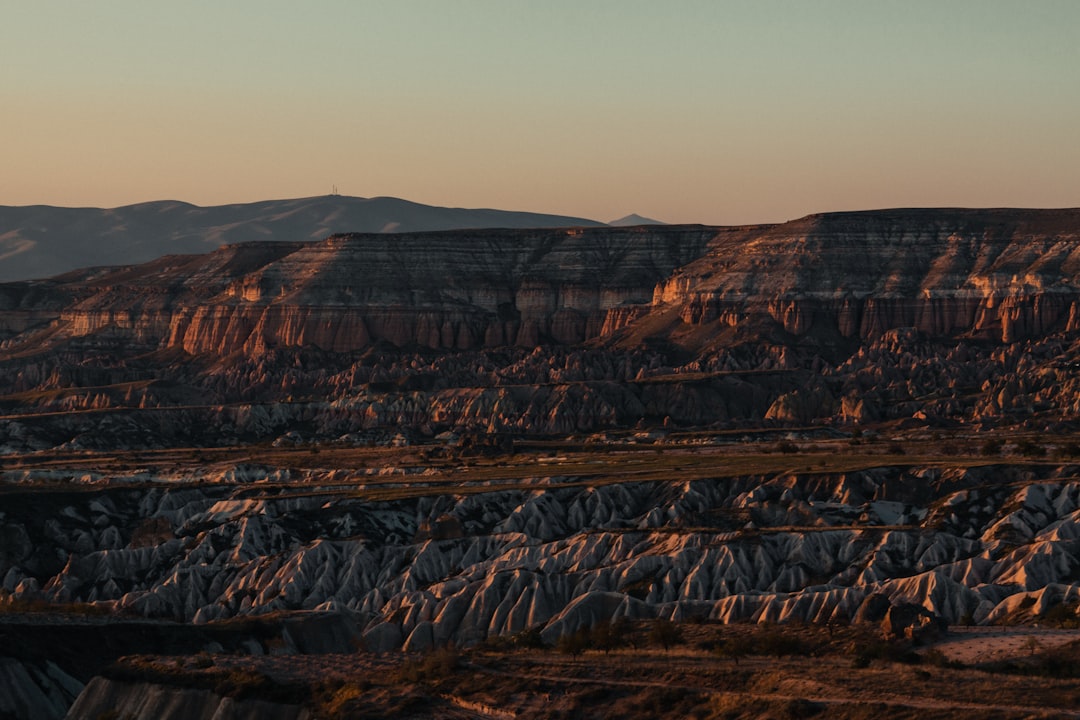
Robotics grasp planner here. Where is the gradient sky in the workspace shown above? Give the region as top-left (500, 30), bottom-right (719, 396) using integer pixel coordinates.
top-left (3, 1), bottom-right (1079, 224)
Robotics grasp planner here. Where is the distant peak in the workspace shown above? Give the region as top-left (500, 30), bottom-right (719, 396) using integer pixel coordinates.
top-left (608, 213), bottom-right (666, 227)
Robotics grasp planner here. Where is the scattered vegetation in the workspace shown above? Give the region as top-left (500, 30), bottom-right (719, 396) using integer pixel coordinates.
top-left (102, 656), bottom-right (308, 704)
top-left (1015, 438), bottom-right (1046, 457)
top-left (0, 594), bottom-right (114, 617)
top-left (396, 645), bottom-right (461, 684)
top-left (980, 640), bottom-right (1080, 679)
top-left (647, 618), bottom-right (684, 651)
top-left (1042, 602), bottom-right (1080, 629)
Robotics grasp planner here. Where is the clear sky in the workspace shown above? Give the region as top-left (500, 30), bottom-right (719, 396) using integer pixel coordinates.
top-left (3, 1), bottom-right (1078, 224)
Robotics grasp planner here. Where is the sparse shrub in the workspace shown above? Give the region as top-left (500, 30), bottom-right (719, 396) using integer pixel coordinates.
top-left (920, 648), bottom-right (952, 667)
top-left (754, 629), bottom-right (811, 657)
top-left (1016, 439), bottom-right (1046, 457)
top-left (556, 628), bottom-right (592, 657)
top-left (776, 441), bottom-right (799, 454)
top-left (397, 645), bottom-right (461, 683)
top-left (591, 616), bottom-right (632, 654)
top-left (647, 618), bottom-right (684, 651)
top-left (981, 438), bottom-right (1004, 456)
top-left (886, 441), bottom-right (905, 455)
top-left (1042, 602), bottom-right (1080, 628)
top-left (778, 697), bottom-right (824, 719)
top-left (213, 669), bottom-right (278, 700)
top-left (850, 638), bottom-right (920, 666)
top-left (193, 652), bottom-right (214, 669)
top-left (712, 636), bottom-right (752, 665)
top-left (511, 626), bottom-right (546, 650)
top-left (1060, 442), bottom-right (1080, 457)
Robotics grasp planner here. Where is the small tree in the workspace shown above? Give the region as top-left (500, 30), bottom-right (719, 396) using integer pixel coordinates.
top-left (1024, 635), bottom-right (1042, 657)
top-left (556, 628), bottom-right (592, 657)
top-left (648, 618), bottom-right (684, 651)
top-left (591, 616), bottom-right (632, 654)
top-left (714, 637), bottom-right (750, 665)
top-left (1017, 439), bottom-right (1046, 457)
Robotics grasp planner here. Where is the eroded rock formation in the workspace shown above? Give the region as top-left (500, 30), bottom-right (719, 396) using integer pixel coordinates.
top-left (4, 462), bottom-right (1080, 649)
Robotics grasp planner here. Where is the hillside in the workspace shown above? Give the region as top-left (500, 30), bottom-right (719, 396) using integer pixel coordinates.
top-left (0, 195), bottom-right (603, 282)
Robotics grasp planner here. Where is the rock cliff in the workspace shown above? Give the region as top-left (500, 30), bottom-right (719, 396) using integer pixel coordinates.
top-left (646, 208), bottom-right (1080, 349)
top-left (3, 226), bottom-right (715, 355)
top-left (7, 209), bottom-right (1080, 361)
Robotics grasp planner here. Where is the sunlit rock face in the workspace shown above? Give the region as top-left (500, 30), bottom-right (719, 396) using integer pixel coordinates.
top-left (7, 226), bottom-right (716, 356)
top-left (650, 208), bottom-right (1080, 347)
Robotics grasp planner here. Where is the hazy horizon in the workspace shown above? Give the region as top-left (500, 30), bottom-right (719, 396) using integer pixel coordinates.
top-left (4, 1), bottom-right (1079, 225)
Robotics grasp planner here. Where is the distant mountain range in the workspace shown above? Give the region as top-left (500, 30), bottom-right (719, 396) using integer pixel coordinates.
top-left (0, 196), bottom-right (628, 282)
top-left (608, 213), bottom-right (665, 226)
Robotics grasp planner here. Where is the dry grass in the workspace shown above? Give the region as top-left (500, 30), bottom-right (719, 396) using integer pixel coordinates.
top-left (88, 622), bottom-right (1080, 719)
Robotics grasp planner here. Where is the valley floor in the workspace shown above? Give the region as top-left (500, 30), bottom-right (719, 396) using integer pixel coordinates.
top-left (80, 622), bottom-right (1080, 719)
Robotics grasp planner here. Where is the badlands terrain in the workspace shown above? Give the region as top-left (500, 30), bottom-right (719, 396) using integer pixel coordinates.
top-left (4, 207), bottom-right (1080, 718)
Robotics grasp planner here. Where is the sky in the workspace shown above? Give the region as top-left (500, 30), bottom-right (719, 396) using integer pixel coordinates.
top-left (3, 1), bottom-right (1079, 224)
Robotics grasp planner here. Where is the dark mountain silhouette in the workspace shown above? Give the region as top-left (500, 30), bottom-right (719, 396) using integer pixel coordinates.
top-left (608, 213), bottom-right (666, 226)
top-left (0, 195), bottom-right (603, 282)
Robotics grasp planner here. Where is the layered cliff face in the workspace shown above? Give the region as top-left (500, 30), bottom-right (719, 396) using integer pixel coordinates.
top-left (645, 209), bottom-right (1080, 349)
top-left (11, 226), bottom-right (716, 355)
top-left (7, 209), bottom-right (1080, 363)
